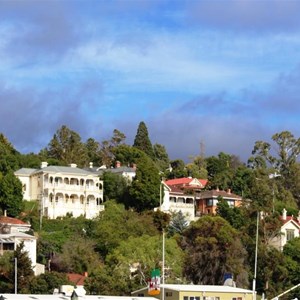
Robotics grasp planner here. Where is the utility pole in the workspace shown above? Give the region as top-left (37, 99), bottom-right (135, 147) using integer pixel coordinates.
top-left (253, 212), bottom-right (259, 300)
top-left (14, 257), bottom-right (17, 294)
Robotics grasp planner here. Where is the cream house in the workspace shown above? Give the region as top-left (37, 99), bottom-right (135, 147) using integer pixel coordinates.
top-left (269, 208), bottom-right (300, 251)
top-left (158, 182), bottom-right (196, 222)
top-left (15, 162), bottom-right (104, 219)
top-left (132, 284), bottom-right (254, 300)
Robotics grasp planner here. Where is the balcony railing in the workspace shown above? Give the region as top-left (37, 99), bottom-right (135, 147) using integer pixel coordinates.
top-left (44, 183), bottom-right (99, 192)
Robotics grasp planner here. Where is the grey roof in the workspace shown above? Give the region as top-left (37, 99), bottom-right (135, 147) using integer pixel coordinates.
top-left (34, 166), bottom-right (95, 175)
top-left (14, 168), bottom-right (37, 176)
top-left (22, 166), bottom-right (98, 176)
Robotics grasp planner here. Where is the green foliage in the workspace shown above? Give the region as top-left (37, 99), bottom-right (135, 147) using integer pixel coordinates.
top-left (12, 241), bottom-right (35, 293)
top-left (126, 153), bottom-right (161, 212)
top-left (0, 133), bottom-right (21, 174)
top-left (46, 125), bottom-right (88, 167)
top-left (86, 235), bottom-right (184, 295)
top-left (102, 171), bottom-right (128, 202)
top-left (152, 210), bottom-right (170, 232)
top-left (166, 159), bottom-right (187, 179)
top-left (28, 271), bottom-right (70, 294)
top-left (216, 198), bottom-right (246, 230)
top-left (153, 143), bottom-right (170, 172)
top-left (0, 171), bottom-right (24, 217)
top-left (133, 121), bottom-right (155, 159)
top-left (91, 200), bottom-right (158, 258)
top-left (168, 210), bottom-right (189, 237)
top-left (50, 237), bottom-right (102, 274)
top-left (85, 138), bottom-right (101, 166)
top-left (181, 216), bottom-right (248, 287)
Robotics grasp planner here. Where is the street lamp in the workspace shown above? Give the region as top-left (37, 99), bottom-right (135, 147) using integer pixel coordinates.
top-left (268, 172), bottom-right (281, 213)
top-left (252, 212), bottom-right (259, 300)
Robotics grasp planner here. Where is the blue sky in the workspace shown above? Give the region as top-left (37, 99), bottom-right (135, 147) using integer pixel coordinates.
top-left (1, 0), bottom-right (300, 162)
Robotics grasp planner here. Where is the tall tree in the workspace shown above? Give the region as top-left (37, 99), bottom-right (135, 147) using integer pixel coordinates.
top-left (100, 129), bottom-right (126, 167)
top-left (85, 138), bottom-right (101, 166)
top-left (125, 153), bottom-right (161, 212)
top-left (46, 125), bottom-right (88, 167)
top-left (153, 143), bottom-right (170, 172)
top-left (0, 171), bottom-right (24, 217)
top-left (181, 216), bottom-right (248, 287)
top-left (133, 121), bottom-right (154, 159)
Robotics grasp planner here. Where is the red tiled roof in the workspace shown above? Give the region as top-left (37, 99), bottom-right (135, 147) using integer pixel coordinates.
top-left (165, 178), bottom-right (208, 187)
top-left (280, 216), bottom-right (300, 226)
top-left (0, 216), bottom-right (29, 226)
top-left (67, 273), bottom-right (87, 286)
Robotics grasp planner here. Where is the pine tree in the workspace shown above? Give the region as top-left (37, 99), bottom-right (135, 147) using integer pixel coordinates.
top-left (133, 121), bottom-right (155, 159)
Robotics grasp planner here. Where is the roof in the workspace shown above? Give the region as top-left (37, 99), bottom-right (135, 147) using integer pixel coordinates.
top-left (280, 216), bottom-right (300, 228)
top-left (199, 189), bottom-right (242, 200)
top-left (0, 294), bottom-right (156, 300)
top-left (67, 273), bottom-right (87, 286)
top-left (133, 284), bottom-right (253, 294)
top-left (15, 166), bottom-right (99, 177)
top-left (165, 178), bottom-right (208, 188)
top-left (0, 232), bottom-right (37, 240)
top-left (0, 216), bottom-right (30, 226)
top-left (14, 168), bottom-right (36, 176)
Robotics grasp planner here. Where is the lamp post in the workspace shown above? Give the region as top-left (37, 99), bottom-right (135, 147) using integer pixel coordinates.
top-left (159, 181), bottom-right (165, 300)
top-left (14, 257), bottom-right (17, 294)
top-left (252, 212), bottom-right (259, 300)
top-left (268, 172), bottom-right (281, 213)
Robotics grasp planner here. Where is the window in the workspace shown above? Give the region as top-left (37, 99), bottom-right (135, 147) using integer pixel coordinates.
top-left (206, 199), bottom-right (213, 206)
top-left (183, 296), bottom-right (200, 300)
top-left (232, 297), bottom-right (242, 300)
top-left (286, 229), bottom-right (295, 241)
top-left (166, 292), bottom-right (173, 297)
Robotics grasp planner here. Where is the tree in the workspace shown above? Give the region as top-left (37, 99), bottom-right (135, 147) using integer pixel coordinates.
top-left (251, 131), bottom-right (300, 174)
top-left (99, 129), bottom-right (127, 167)
top-left (85, 138), bottom-right (101, 166)
top-left (133, 121), bottom-right (154, 159)
top-left (28, 271), bottom-right (70, 294)
top-left (0, 133), bottom-right (21, 174)
top-left (91, 200), bottom-right (158, 258)
top-left (46, 125), bottom-right (88, 167)
top-left (180, 216), bottom-right (248, 287)
top-left (125, 153), bottom-right (161, 212)
top-left (166, 159), bottom-right (187, 179)
top-left (168, 210), bottom-right (189, 237)
top-left (9, 241), bottom-right (34, 293)
top-left (0, 171), bottom-right (24, 217)
top-left (153, 143), bottom-right (170, 172)
top-left (102, 171), bottom-right (128, 202)
top-left (50, 237), bottom-right (102, 274)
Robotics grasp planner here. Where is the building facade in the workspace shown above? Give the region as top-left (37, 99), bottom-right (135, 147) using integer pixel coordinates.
top-left (15, 162), bottom-right (104, 219)
top-left (132, 284), bottom-right (254, 300)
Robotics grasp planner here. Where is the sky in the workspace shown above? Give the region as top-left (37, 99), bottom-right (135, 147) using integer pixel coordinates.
top-left (1, 0), bottom-right (300, 163)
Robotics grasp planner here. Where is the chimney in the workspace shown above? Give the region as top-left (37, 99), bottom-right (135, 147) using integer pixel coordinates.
top-left (84, 272), bottom-right (88, 277)
top-left (4, 210), bottom-right (7, 217)
top-left (131, 163), bottom-right (137, 170)
top-left (41, 162), bottom-right (48, 168)
top-left (115, 161), bottom-right (121, 168)
top-left (282, 208), bottom-right (287, 220)
top-left (227, 189), bottom-right (231, 194)
top-left (69, 163), bottom-right (77, 168)
top-left (89, 162), bottom-right (93, 169)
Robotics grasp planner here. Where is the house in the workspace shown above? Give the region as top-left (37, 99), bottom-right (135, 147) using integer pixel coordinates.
top-left (159, 182), bottom-right (196, 222)
top-left (0, 295), bottom-right (157, 300)
top-left (132, 283), bottom-right (254, 300)
top-left (269, 208), bottom-right (300, 251)
top-left (0, 213), bottom-right (43, 275)
top-left (15, 162), bottom-right (104, 219)
top-left (195, 189), bottom-right (243, 215)
top-left (88, 161), bottom-right (136, 183)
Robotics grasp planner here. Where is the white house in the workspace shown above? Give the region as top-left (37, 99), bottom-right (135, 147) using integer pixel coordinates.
top-left (0, 213), bottom-right (42, 275)
top-left (269, 208), bottom-right (300, 251)
top-left (15, 162), bottom-right (104, 219)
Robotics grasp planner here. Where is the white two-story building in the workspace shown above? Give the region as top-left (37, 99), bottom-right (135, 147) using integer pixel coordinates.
top-left (15, 162), bottom-right (104, 219)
